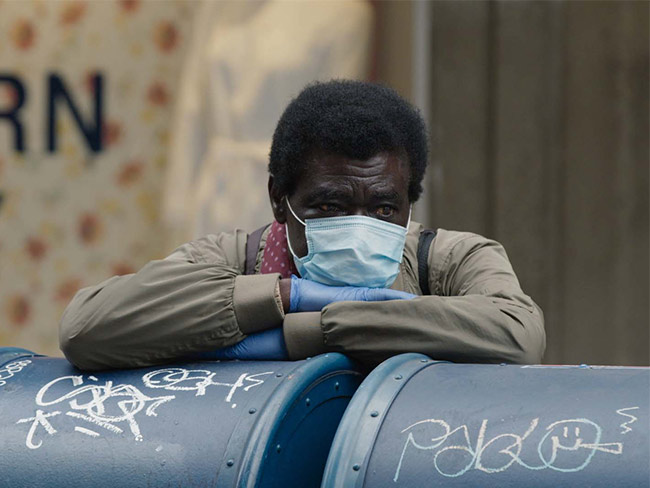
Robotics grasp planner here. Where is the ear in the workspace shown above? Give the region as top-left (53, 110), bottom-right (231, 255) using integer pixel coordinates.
top-left (268, 175), bottom-right (287, 223)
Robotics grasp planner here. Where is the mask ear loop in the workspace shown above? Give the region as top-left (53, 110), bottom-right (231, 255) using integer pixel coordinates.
top-left (405, 205), bottom-right (412, 230)
top-left (285, 197), bottom-right (306, 226)
top-left (284, 197), bottom-right (305, 260)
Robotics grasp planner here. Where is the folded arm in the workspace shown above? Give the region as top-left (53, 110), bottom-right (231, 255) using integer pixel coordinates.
top-left (283, 232), bottom-right (545, 366)
top-left (59, 230), bottom-right (284, 370)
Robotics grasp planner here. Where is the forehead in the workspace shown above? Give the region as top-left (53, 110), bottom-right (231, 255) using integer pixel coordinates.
top-left (295, 151), bottom-right (410, 198)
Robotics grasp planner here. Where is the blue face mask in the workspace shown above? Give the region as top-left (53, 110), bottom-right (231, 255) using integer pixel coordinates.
top-left (285, 198), bottom-right (411, 288)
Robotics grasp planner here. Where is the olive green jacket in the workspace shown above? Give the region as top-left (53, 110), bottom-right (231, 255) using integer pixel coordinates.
top-left (58, 222), bottom-right (545, 370)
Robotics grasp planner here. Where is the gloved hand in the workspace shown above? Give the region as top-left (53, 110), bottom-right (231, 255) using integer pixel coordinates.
top-left (192, 328), bottom-right (288, 361)
top-left (289, 276), bottom-right (416, 313)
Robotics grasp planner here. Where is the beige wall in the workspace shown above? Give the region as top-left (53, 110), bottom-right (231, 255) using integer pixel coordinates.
top-left (0, 0), bottom-right (196, 356)
top-left (422, 0), bottom-right (648, 365)
top-left (374, 0), bottom-right (414, 101)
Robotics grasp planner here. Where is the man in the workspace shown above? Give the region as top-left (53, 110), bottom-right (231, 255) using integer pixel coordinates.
top-left (59, 80), bottom-right (545, 370)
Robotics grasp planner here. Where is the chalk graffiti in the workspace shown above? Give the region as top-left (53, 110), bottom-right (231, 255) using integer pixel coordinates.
top-left (16, 367), bottom-right (272, 449)
top-left (394, 416), bottom-right (625, 481)
top-left (16, 375), bottom-right (175, 449)
top-left (0, 359), bottom-right (31, 386)
top-left (15, 410), bottom-right (60, 449)
top-left (616, 407), bottom-right (639, 435)
top-left (142, 368), bottom-right (272, 402)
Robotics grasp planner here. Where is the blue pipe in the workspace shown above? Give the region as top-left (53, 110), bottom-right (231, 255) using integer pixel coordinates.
top-left (323, 355), bottom-right (649, 488)
top-left (0, 348), bottom-right (362, 487)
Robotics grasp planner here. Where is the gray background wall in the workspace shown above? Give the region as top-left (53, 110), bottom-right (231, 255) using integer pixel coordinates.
top-left (376, 0), bottom-right (649, 366)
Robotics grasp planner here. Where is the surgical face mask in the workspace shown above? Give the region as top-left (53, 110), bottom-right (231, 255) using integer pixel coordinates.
top-left (284, 197), bottom-right (411, 288)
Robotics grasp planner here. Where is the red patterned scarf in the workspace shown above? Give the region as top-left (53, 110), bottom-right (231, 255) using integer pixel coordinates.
top-left (259, 221), bottom-right (299, 278)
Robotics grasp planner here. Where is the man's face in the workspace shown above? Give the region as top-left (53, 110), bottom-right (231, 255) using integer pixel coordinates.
top-left (269, 150), bottom-right (411, 258)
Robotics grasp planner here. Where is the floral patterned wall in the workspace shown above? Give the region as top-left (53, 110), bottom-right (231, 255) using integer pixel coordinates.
top-left (0, 0), bottom-right (196, 356)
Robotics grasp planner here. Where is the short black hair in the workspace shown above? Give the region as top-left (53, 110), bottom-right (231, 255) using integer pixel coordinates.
top-left (269, 80), bottom-right (429, 202)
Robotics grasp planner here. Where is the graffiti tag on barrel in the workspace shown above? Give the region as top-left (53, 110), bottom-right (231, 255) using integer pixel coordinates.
top-left (393, 408), bottom-right (641, 481)
top-left (15, 368), bottom-right (273, 449)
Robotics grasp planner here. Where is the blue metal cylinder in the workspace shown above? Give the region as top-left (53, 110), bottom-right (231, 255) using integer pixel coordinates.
top-left (322, 354), bottom-right (650, 488)
top-left (0, 348), bottom-right (362, 487)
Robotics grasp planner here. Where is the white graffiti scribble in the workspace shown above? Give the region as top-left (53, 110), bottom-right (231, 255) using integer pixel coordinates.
top-left (74, 426), bottom-right (100, 437)
top-left (16, 410), bottom-right (60, 449)
top-left (142, 368), bottom-right (272, 402)
top-left (394, 416), bottom-right (624, 481)
top-left (16, 367), bottom-right (272, 450)
top-left (616, 407), bottom-right (639, 435)
top-left (16, 375), bottom-right (174, 449)
top-left (66, 410), bottom-right (123, 433)
top-left (0, 359), bottom-right (32, 386)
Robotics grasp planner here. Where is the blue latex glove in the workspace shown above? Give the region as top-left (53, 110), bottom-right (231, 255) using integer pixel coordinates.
top-left (289, 276), bottom-right (416, 313)
top-left (192, 328), bottom-right (288, 361)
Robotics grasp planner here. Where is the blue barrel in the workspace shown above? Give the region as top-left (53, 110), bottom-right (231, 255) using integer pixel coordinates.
top-left (323, 354), bottom-right (650, 488)
top-left (0, 348), bottom-right (362, 487)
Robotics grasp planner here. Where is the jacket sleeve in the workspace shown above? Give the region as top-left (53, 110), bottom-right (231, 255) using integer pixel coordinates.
top-left (58, 230), bottom-right (284, 370)
top-left (286, 232), bottom-right (545, 366)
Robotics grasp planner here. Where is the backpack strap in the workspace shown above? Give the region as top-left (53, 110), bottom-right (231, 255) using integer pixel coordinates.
top-left (245, 224), bottom-right (271, 275)
top-left (417, 229), bottom-right (437, 295)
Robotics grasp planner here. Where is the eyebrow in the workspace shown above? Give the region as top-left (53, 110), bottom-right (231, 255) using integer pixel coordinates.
top-left (369, 190), bottom-right (401, 203)
top-left (306, 187), bottom-right (402, 204)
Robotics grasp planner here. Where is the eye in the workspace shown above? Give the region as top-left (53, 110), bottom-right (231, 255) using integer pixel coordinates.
top-left (318, 203), bottom-right (340, 213)
top-left (375, 206), bottom-right (395, 218)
